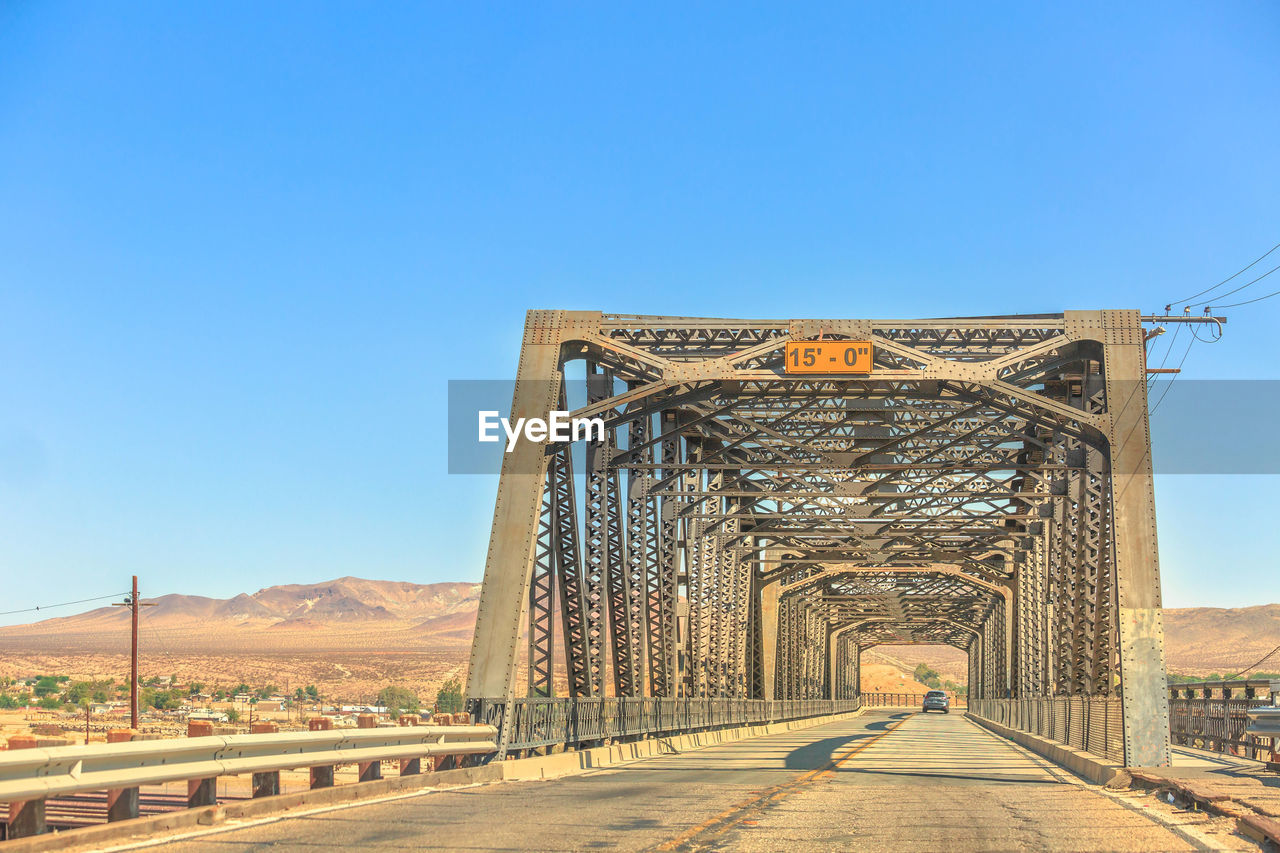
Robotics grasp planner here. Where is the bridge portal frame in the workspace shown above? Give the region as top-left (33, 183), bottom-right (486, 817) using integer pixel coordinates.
top-left (466, 310), bottom-right (1171, 766)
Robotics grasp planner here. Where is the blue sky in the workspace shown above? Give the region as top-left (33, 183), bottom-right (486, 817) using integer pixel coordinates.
top-left (1, 2), bottom-right (1278, 624)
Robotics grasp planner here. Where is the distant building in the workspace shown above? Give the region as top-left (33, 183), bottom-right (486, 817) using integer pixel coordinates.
top-left (188, 710), bottom-right (230, 723)
top-left (233, 693), bottom-right (252, 704)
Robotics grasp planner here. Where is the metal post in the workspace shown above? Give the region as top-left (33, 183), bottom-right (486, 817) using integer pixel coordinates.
top-left (130, 575), bottom-right (139, 729)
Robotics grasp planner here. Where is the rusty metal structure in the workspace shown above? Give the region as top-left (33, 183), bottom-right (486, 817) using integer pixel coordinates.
top-left (467, 310), bottom-right (1180, 766)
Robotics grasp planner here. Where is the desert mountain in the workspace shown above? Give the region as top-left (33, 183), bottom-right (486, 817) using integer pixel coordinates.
top-left (0, 578), bottom-right (1274, 677)
top-left (0, 577), bottom-right (481, 654)
top-left (1163, 604), bottom-right (1280, 673)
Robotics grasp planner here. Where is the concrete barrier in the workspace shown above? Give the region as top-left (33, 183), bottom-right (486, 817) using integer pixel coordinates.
top-left (966, 712), bottom-right (1123, 785)
top-left (500, 707), bottom-right (866, 781)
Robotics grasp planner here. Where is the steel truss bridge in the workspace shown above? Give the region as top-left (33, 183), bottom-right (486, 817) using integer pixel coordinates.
top-left (468, 310), bottom-right (1180, 766)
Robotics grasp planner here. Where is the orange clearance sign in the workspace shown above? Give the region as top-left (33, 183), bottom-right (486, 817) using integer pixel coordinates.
top-left (784, 340), bottom-right (874, 374)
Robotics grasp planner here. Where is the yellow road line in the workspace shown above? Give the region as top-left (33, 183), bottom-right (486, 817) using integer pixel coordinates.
top-left (648, 713), bottom-right (914, 852)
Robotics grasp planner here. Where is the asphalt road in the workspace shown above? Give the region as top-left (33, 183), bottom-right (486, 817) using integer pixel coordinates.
top-left (147, 710), bottom-right (1210, 852)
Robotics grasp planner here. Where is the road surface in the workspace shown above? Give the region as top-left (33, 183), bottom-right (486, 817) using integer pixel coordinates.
top-left (144, 710), bottom-right (1220, 852)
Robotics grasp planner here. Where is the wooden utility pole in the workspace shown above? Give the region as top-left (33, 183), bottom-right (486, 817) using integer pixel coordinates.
top-left (113, 576), bottom-right (156, 730)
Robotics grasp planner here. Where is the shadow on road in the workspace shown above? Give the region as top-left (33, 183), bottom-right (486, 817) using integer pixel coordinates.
top-left (785, 733), bottom-right (874, 769)
top-left (863, 712), bottom-right (912, 731)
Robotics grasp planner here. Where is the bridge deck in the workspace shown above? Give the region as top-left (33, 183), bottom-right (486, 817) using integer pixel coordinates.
top-left (151, 711), bottom-right (1226, 852)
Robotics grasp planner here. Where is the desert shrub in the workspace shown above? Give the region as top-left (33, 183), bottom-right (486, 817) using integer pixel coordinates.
top-left (435, 678), bottom-right (463, 714)
top-left (378, 685), bottom-right (420, 716)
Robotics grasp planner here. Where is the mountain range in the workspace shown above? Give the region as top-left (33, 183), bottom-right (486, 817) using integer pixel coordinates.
top-left (0, 577), bottom-right (481, 653)
top-left (0, 577), bottom-right (1275, 676)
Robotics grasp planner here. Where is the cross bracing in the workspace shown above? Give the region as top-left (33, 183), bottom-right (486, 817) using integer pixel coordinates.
top-left (467, 310), bottom-right (1172, 766)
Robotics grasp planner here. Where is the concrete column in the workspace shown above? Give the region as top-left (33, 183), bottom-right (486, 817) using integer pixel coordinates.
top-left (106, 729), bottom-right (140, 821)
top-left (432, 714), bottom-right (453, 772)
top-left (250, 722), bottom-right (280, 797)
top-left (397, 714), bottom-right (422, 775)
top-left (308, 717), bottom-right (335, 788)
top-left (4, 735), bottom-right (45, 838)
top-left (356, 714), bottom-right (382, 782)
top-left (186, 720), bottom-right (218, 807)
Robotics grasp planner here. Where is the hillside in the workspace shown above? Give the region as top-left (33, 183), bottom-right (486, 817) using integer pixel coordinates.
top-left (0, 577), bottom-right (481, 654)
top-left (0, 578), bottom-right (1272, 700)
top-left (1163, 604), bottom-right (1280, 674)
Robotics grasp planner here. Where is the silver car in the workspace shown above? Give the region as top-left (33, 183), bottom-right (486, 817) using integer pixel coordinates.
top-left (922, 690), bottom-right (950, 713)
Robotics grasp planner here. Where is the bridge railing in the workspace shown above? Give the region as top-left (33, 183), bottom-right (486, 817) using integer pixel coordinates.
top-left (1, 719), bottom-right (496, 840)
top-left (468, 697), bottom-right (863, 753)
top-left (1168, 679), bottom-right (1279, 761)
top-left (860, 692), bottom-right (967, 708)
top-left (968, 697), bottom-right (1125, 763)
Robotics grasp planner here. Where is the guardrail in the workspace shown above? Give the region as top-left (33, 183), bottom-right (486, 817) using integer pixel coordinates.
top-left (860, 692), bottom-right (966, 708)
top-left (968, 697), bottom-right (1125, 763)
top-left (1, 718), bottom-right (496, 840)
top-left (1168, 679), bottom-right (1280, 761)
top-left (467, 697), bottom-right (863, 754)
top-left (1245, 707), bottom-right (1280, 770)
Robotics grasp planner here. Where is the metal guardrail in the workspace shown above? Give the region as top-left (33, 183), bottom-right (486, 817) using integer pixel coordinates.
top-left (968, 697), bottom-right (1125, 763)
top-left (1, 724), bottom-right (496, 839)
top-left (467, 697), bottom-right (863, 753)
top-left (1246, 706), bottom-right (1280, 767)
top-left (861, 693), bottom-right (927, 707)
top-left (1168, 679), bottom-right (1280, 761)
top-left (861, 692), bottom-right (967, 708)
top-left (0, 725), bottom-right (497, 804)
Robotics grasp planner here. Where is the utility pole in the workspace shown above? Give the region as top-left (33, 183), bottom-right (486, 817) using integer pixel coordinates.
top-left (113, 576), bottom-right (156, 730)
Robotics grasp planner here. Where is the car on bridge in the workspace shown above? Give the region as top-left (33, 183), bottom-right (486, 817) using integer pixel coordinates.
top-left (922, 690), bottom-right (950, 713)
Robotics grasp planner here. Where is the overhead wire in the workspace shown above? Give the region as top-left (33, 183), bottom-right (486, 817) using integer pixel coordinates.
top-left (0, 592), bottom-right (130, 617)
top-left (1146, 323), bottom-right (1182, 390)
top-left (1201, 281), bottom-right (1280, 310)
top-left (1225, 643), bottom-right (1280, 681)
top-left (1148, 333), bottom-right (1195, 416)
top-left (1186, 262), bottom-right (1280, 308)
top-left (1167, 239), bottom-right (1280, 305)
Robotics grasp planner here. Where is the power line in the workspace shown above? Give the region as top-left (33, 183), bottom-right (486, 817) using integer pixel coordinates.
top-left (1189, 319), bottom-right (1224, 343)
top-left (1148, 334), bottom-right (1195, 416)
top-left (1168, 239), bottom-right (1280, 305)
top-left (1203, 279), bottom-right (1280, 310)
top-left (1226, 643), bottom-right (1280, 681)
top-left (0, 592), bottom-right (130, 617)
top-left (1187, 261), bottom-right (1280, 308)
top-left (1147, 323), bottom-right (1182, 389)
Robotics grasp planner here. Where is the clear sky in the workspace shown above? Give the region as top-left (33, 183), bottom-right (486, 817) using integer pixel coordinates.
top-left (2, 2), bottom-right (1278, 624)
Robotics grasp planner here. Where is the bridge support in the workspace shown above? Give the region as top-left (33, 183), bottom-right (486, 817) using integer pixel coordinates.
top-left (466, 324), bottom-right (565, 701)
top-left (758, 575), bottom-right (780, 699)
top-left (1099, 316), bottom-right (1171, 767)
